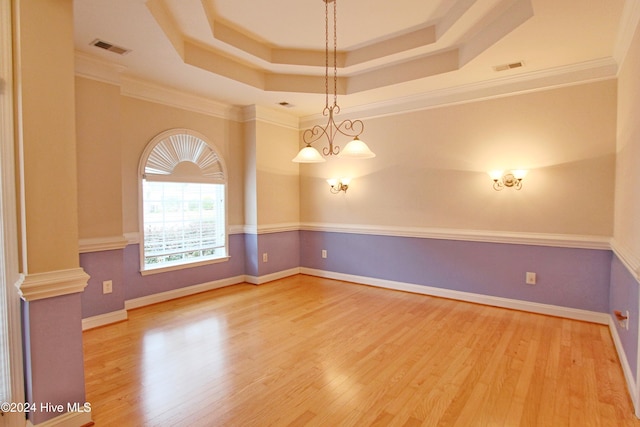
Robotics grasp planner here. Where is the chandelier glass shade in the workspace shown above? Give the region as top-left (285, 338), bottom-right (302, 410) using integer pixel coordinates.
top-left (292, 0), bottom-right (376, 163)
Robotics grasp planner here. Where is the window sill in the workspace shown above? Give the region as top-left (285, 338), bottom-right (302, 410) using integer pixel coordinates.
top-left (140, 256), bottom-right (230, 276)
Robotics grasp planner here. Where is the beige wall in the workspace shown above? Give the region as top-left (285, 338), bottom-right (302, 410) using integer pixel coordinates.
top-left (255, 120), bottom-right (300, 226)
top-left (16, 0), bottom-right (80, 272)
top-left (75, 77), bottom-right (123, 238)
top-left (243, 120), bottom-right (257, 227)
top-left (120, 96), bottom-right (244, 234)
top-left (76, 67), bottom-right (617, 240)
top-left (243, 109), bottom-right (300, 228)
top-left (75, 80), bottom-right (245, 238)
top-left (301, 80), bottom-right (616, 236)
top-left (615, 21), bottom-right (640, 256)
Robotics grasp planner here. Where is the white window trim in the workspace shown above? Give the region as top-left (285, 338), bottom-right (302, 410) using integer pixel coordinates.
top-left (139, 255), bottom-right (231, 276)
top-left (138, 129), bottom-right (229, 274)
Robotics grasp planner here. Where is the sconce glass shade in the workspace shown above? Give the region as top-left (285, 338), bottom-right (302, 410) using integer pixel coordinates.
top-left (339, 137), bottom-right (376, 159)
top-left (326, 178), bottom-right (338, 187)
top-left (512, 169), bottom-right (528, 180)
top-left (488, 170), bottom-right (504, 181)
top-left (292, 146), bottom-right (326, 163)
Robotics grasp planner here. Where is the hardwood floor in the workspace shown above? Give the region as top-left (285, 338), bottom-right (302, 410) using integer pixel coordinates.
top-left (83, 275), bottom-right (640, 426)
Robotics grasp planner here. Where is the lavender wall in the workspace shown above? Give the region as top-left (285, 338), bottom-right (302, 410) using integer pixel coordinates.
top-left (22, 294), bottom-right (86, 424)
top-left (124, 234), bottom-right (246, 300)
top-left (80, 231), bottom-right (301, 318)
top-left (610, 255), bottom-right (639, 379)
top-left (80, 249), bottom-right (124, 318)
top-left (80, 234), bottom-right (246, 317)
top-left (300, 231), bottom-right (611, 313)
top-left (256, 231), bottom-right (300, 277)
top-left (81, 230), bottom-right (612, 319)
top-left (244, 233), bottom-right (258, 277)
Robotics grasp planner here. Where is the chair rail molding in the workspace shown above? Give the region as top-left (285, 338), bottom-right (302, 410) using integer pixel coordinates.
top-left (611, 238), bottom-right (640, 281)
top-left (301, 222), bottom-right (611, 250)
top-left (79, 235), bottom-right (129, 253)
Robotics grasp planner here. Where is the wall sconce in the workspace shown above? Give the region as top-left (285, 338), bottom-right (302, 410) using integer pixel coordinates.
top-left (327, 178), bottom-right (350, 194)
top-left (488, 170), bottom-right (527, 191)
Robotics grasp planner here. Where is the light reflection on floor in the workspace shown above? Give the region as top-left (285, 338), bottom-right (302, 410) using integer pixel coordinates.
top-left (141, 317), bottom-right (227, 421)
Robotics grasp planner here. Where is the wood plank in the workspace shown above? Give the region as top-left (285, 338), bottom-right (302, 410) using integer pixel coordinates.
top-left (83, 275), bottom-right (640, 426)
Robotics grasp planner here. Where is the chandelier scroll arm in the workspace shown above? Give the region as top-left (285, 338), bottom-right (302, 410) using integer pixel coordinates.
top-left (334, 118), bottom-right (364, 140)
top-left (302, 123), bottom-right (339, 156)
top-left (291, 0), bottom-right (376, 163)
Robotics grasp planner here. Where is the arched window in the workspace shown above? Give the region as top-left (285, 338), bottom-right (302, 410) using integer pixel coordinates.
top-left (139, 129), bottom-right (228, 273)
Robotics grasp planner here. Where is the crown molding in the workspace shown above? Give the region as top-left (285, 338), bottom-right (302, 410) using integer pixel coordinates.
top-left (76, 53), bottom-right (619, 130)
top-left (302, 57), bottom-right (618, 126)
top-left (74, 51), bottom-right (126, 86)
top-left (74, 52), bottom-right (243, 121)
top-left (613, 0), bottom-right (640, 68)
top-left (18, 268), bottom-right (90, 302)
top-left (241, 105), bottom-right (299, 129)
top-left (121, 77), bottom-right (244, 121)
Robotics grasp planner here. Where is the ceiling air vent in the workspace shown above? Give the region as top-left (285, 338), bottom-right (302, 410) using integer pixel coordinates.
top-left (90, 39), bottom-right (130, 55)
top-left (493, 61), bottom-right (524, 72)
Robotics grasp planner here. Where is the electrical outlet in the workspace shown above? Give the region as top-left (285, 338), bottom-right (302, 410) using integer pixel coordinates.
top-left (102, 280), bottom-right (113, 294)
top-left (615, 310), bottom-right (630, 330)
top-left (322, 249), bottom-right (327, 259)
top-left (262, 253), bottom-right (268, 262)
top-left (525, 272), bottom-right (536, 285)
top-left (625, 310), bottom-right (630, 330)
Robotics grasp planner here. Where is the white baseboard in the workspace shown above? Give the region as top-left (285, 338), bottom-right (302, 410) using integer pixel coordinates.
top-left (300, 267), bottom-right (610, 325)
top-left (82, 310), bottom-right (128, 331)
top-left (26, 410), bottom-right (92, 427)
top-left (244, 268), bottom-right (301, 285)
top-left (609, 318), bottom-right (640, 418)
top-left (124, 275), bottom-right (246, 310)
top-left (83, 270), bottom-right (303, 329)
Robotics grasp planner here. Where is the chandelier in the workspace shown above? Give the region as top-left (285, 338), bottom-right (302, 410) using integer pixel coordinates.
top-left (292, 0), bottom-right (376, 163)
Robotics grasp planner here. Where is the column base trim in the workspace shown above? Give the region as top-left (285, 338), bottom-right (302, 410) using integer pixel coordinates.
top-left (19, 268), bottom-right (90, 302)
top-left (26, 410), bottom-right (92, 427)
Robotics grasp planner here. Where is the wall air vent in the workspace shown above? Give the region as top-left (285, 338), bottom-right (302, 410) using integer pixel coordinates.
top-left (493, 61), bottom-right (524, 72)
top-left (90, 39), bottom-right (131, 55)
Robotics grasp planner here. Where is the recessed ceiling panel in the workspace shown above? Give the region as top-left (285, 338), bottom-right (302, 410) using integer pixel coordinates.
top-left (212, 0), bottom-right (451, 50)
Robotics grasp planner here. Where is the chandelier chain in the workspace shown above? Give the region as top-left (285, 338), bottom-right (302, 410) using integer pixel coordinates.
top-left (325, 0), bottom-right (329, 109)
top-left (333, 0), bottom-right (337, 108)
top-left (295, 0), bottom-right (374, 162)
